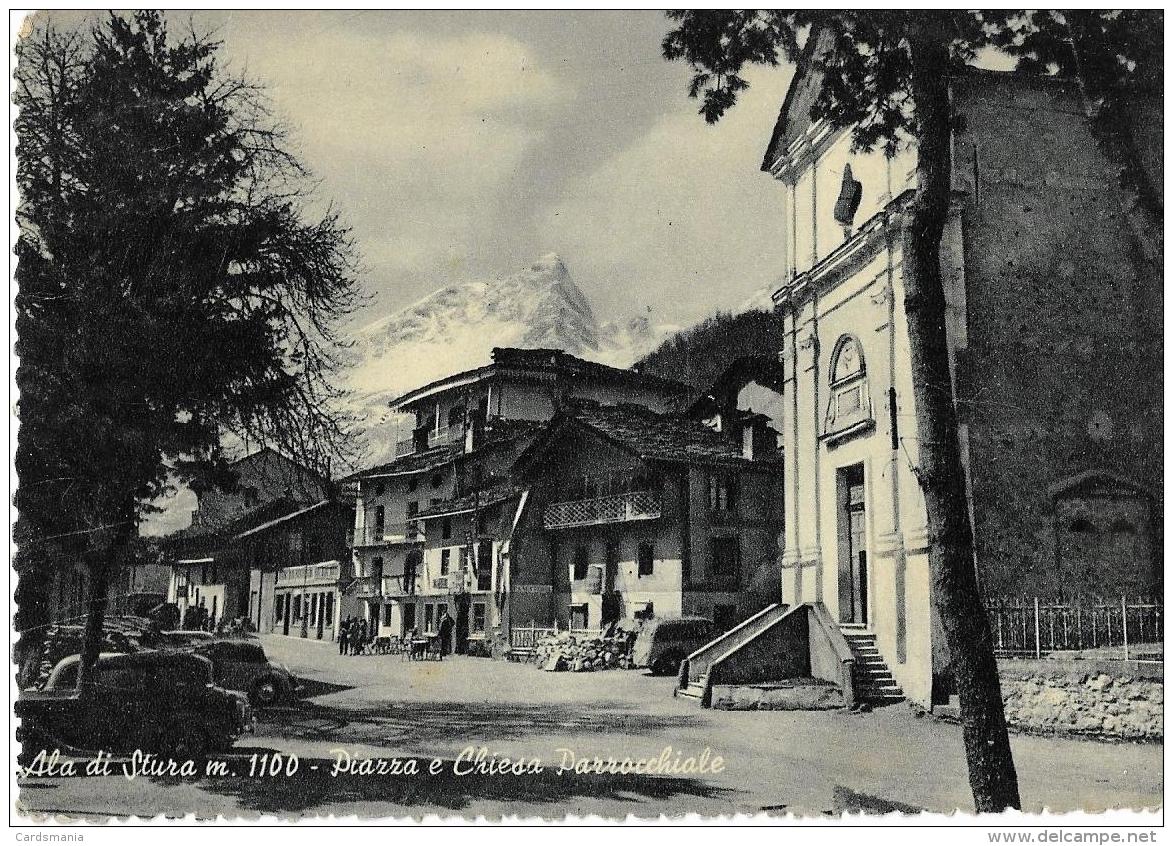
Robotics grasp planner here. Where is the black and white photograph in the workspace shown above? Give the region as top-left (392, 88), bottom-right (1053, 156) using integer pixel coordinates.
top-left (9, 8), bottom-right (1165, 827)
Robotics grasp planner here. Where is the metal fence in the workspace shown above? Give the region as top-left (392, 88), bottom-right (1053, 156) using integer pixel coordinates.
top-left (986, 598), bottom-right (1163, 661)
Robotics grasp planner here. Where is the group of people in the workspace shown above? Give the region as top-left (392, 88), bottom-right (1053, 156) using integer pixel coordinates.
top-left (337, 616), bottom-right (375, 655)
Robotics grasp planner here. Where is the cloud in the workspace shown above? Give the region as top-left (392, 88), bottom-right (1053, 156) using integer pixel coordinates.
top-left (535, 65), bottom-right (795, 323)
top-left (237, 26), bottom-right (572, 278)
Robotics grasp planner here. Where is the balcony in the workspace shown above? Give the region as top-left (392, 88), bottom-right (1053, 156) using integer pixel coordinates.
top-left (352, 574), bottom-right (410, 598)
top-left (277, 562), bottom-right (341, 585)
top-left (544, 490), bottom-right (662, 530)
top-left (394, 438), bottom-right (417, 458)
top-left (427, 423), bottom-right (464, 449)
top-left (351, 523), bottom-right (424, 547)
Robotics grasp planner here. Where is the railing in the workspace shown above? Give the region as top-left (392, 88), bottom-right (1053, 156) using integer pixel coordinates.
top-left (277, 562), bottom-right (341, 585)
top-left (351, 523), bottom-right (424, 547)
top-left (509, 623), bottom-right (602, 650)
top-left (428, 424), bottom-right (464, 449)
top-left (987, 597), bottom-right (1163, 661)
top-left (351, 574), bottom-right (411, 598)
top-left (544, 490), bottom-right (661, 530)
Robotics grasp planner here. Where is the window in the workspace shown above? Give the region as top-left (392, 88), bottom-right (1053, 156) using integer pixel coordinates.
top-left (638, 542), bottom-right (655, 577)
top-left (374, 505), bottom-right (385, 538)
top-left (424, 604), bottom-right (435, 633)
top-left (293, 594), bottom-right (302, 621)
top-left (440, 549), bottom-right (451, 575)
top-left (406, 501), bottom-right (419, 519)
top-left (432, 473), bottom-right (443, 489)
top-left (325, 593), bottom-right (334, 625)
top-left (824, 335), bottom-right (873, 440)
top-left (571, 604), bottom-right (588, 630)
top-left (408, 478), bottom-right (418, 493)
top-left (442, 518), bottom-right (452, 540)
top-left (472, 602), bottom-right (486, 633)
top-left (448, 406), bottom-right (463, 428)
top-left (477, 539), bottom-right (493, 591)
top-left (403, 603), bottom-right (416, 633)
top-left (274, 594), bottom-right (284, 624)
top-left (708, 475), bottom-right (737, 512)
top-left (711, 537), bottom-right (741, 587)
top-left (374, 482), bottom-right (385, 497)
top-left (573, 546), bottom-right (589, 581)
top-left (383, 603), bottom-right (393, 627)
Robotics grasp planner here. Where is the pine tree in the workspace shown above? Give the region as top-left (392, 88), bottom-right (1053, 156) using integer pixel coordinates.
top-left (14, 12), bottom-right (362, 694)
top-left (662, 10), bottom-right (1021, 811)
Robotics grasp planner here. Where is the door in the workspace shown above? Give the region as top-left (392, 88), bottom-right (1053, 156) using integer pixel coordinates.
top-left (282, 593), bottom-right (290, 636)
top-left (837, 464), bottom-right (868, 625)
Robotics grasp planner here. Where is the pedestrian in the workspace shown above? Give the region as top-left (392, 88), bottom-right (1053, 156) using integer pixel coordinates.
top-left (438, 611), bottom-right (454, 657)
top-left (338, 617), bottom-right (349, 655)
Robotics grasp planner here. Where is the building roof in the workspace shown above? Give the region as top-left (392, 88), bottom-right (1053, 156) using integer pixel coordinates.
top-left (164, 495), bottom-right (305, 545)
top-left (233, 500), bottom-right (335, 540)
top-left (686, 355), bottom-right (787, 417)
top-left (415, 484), bottom-right (524, 520)
top-left (516, 400), bottom-right (777, 472)
top-left (387, 346), bottom-right (687, 412)
top-left (341, 444), bottom-right (461, 482)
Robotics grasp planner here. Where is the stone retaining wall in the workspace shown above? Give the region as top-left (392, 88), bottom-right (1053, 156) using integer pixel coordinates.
top-left (997, 661), bottom-right (1162, 741)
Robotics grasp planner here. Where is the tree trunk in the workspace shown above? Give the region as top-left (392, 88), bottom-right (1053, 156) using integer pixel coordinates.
top-left (904, 33), bottom-right (1021, 813)
top-left (1064, 10), bottom-right (1163, 266)
top-left (76, 517), bottom-right (134, 698)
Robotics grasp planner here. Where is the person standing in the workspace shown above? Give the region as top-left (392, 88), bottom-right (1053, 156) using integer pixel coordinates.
top-left (438, 611), bottom-right (455, 658)
top-left (338, 617), bottom-right (349, 655)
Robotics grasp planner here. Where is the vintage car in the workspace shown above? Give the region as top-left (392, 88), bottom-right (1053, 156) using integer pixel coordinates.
top-left (630, 617), bottom-right (720, 676)
top-left (192, 639), bottom-right (299, 706)
top-left (16, 651), bottom-right (253, 761)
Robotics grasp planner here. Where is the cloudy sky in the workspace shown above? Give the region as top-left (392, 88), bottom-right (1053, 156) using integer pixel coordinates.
top-left (40, 10), bottom-right (796, 329)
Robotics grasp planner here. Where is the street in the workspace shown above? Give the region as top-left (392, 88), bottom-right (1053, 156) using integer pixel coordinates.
top-left (16, 635), bottom-right (1162, 820)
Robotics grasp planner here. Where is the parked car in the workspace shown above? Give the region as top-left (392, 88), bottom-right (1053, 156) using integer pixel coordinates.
top-left (16, 651), bottom-right (253, 762)
top-left (192, 639), bottom-right (299, 706)
top-left (156, 630), bottom-right (216, 649)
top-left (631, 616), bottom-right (720, 675)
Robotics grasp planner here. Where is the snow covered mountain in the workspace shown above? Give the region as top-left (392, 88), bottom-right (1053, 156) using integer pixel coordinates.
top-left (345, 253), bottom-right (676, 467)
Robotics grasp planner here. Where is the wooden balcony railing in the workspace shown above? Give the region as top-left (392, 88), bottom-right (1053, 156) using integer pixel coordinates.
top-left (277, 562), bottom-right (341, 585)
top-left (544, 490), bottom-right (662, 530)
top-left (350, 523), bottom-right (424, 547)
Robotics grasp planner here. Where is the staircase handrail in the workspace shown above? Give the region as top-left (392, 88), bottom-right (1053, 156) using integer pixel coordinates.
top-left (681, 602), bottom-right (785, 685)
top-left (808, 602), bottom-right (857, 706)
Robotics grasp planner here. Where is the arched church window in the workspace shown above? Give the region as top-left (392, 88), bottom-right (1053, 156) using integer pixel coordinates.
top-left (823, 335), bottom-right (873, 443)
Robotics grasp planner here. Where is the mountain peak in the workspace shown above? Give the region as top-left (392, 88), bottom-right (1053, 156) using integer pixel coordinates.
top-left (527, 251), bottom-right (569, 279)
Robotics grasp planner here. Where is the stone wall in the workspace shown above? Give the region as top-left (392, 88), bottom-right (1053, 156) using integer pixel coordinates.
top-left (997, 660), bottom-right (1162, 741)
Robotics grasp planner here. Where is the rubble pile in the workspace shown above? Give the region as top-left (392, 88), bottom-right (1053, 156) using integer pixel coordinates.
top-left (530, 632), bottom-right (636, 672)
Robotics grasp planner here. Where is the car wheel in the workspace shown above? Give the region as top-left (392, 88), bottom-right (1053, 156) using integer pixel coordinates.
top-left (650, 651), bottom-right (682, 676)
top-left (157, 721), bottom-right (209, 761)
top-left (251, 677), bottom-right (279, 707)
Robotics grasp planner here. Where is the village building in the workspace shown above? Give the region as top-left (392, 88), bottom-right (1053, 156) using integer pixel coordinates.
top-left (347, 346), bottom-right (688, 643)
top-left (162, 448), bottom-right (329, 629)
top-left (757, 34), bottom-right (1162, 706)
top-left (510, 401), bottom-right (785, 634)
top-left (239, 499), bottom-right (356, 640)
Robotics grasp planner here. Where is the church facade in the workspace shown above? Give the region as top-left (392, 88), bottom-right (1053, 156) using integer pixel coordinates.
top-left (762, 44), bottom-right (1162, 705)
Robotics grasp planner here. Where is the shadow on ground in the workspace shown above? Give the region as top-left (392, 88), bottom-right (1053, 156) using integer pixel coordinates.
top-left (257, 698), bottom-right (707, 749)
